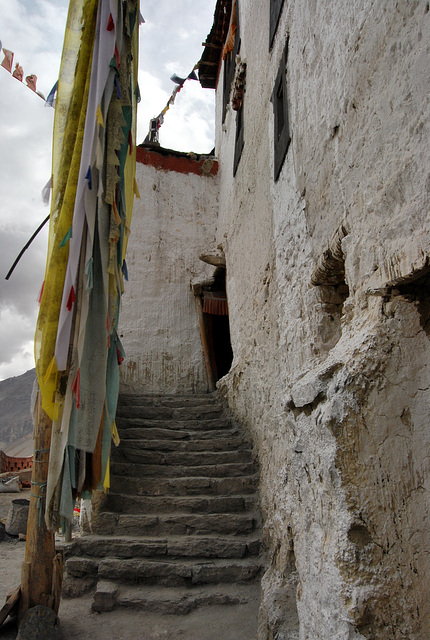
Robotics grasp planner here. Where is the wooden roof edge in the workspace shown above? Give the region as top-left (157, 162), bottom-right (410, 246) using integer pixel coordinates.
top-left (198, 0), bottom-right (232, 89)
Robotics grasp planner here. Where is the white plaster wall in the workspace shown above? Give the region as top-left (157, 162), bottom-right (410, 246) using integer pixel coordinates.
top-left (214, 1), bottom-right (430, 639)
top-left (119, 156), bottom-right (218, 393)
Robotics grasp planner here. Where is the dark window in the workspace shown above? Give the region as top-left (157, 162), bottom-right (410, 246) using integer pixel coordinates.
top-left (270, 0), bottom-right (285, 49)
top-left (222, 1), bottom-right (241, 122)
top-left (276, 82), bottom-right (285, 138)
top-left (271, 39), bottom-right (290, 181)
top-left (233, 100), bottom-right (244, 176)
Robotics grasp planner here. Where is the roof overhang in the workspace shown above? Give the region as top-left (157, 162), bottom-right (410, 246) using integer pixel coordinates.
top-left (198, 0), bottom-right (232, 89)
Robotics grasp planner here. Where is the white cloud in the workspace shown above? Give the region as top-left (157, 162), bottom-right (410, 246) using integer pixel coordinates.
top-left (0, 307), bottom-right (37, 378)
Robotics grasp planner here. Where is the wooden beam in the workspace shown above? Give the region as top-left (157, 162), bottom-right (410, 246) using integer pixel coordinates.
top-left (19, 392), bottom-right (56, 620)
top-left (194, 294), bottom-right (216, 392)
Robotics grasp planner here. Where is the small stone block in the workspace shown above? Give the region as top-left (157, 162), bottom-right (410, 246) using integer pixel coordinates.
top-left (92, 580), bottom-right (119, 612)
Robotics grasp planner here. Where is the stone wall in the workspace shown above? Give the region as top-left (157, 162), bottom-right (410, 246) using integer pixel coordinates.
top-left (119, 146), bottom-right (219, 394)
top-left (213, 1), bottom-right (430, 638)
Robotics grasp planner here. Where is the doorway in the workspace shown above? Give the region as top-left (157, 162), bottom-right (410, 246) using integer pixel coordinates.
top-left (197, 267), bottom-right (233, 386)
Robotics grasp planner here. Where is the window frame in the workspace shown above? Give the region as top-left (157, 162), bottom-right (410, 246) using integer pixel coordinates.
top-left (233, 97), bottom-right (244, 176)
top-left (271, 39), bottom-right (290, 181)
top-left (222, 1), bottom-right (241, 123)
top-left (270, 0), bottom-right (285, 49)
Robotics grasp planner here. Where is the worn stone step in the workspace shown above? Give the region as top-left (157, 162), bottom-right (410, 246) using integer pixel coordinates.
top-left (118, 394), bottom-right (221, 408)
top-left (105, 493), bottom-right (256, 514)
top-left (110, 474), bottom-right (259, 496)
top-left (116, 426), bottom-right (238, 441)
top-left (113, 447), bottom-right (254, 466)
top-left (67, 556), bottom-right (263, 587)
top-left (62, 534), bottom-right (261, 560)
top-left (92, 511), bottom-right (259, 536)
top-left (116, 416), bottom-right (232, 431)
top-left (92, 581), bottom-right (260, 614)
top-left (116, 405), bottom-right (224, 421)
top-left (112, 436), bottom-right (251, 452)
top-left (110, 461), bottom-right (257, 479)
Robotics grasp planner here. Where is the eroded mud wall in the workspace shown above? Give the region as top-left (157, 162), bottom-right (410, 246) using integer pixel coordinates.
top-left (214, 1), bottom-right (430, 638)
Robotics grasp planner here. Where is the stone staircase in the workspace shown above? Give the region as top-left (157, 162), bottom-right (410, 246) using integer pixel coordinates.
top-left (62, 392), bottom-right (263, 614)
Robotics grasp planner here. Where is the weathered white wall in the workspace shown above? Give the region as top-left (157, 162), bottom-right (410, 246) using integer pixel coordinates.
top-left (119, 151), bottom-right (218, 393)
top-left (214, 1), bottom-right (430, 639)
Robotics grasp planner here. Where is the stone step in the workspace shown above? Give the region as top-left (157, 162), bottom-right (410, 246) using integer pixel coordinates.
top-left (116, 416), bottom-right (232, 431)
top-left (63, 393), bottom-right (263, 616)
top-left (116, 426), bottom-right (238, 441)
top-left (92, 581), bottom-right (260, 614)
top-left (105, 493), bottom-right (256, 514)
top-left (92, 511), bottom-right (259, 536)
top-left (110, 474), bottom-right (259, 496)
top-left (110, 461), bottom-right (257, 479)
top-left (116, 405), bottom-right (223, 421)
top-left (113, 436), bottom-right (251, 452)
top-left (118, 393), bottom-right (221, 408)
top-left (62, 534), bottom-right (261, 560)
top-left (66, 556), bottom-right (263, 587)
top-left (113, 447), bottom-right (254, 466)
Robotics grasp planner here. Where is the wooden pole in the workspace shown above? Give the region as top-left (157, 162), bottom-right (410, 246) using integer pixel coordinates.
top-left (193, 286), bottom-right (216, 392)
top-left (19, 391), bottom-right (56, 618)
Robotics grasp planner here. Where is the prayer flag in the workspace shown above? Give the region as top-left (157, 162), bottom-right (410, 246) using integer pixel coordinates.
top-left (1, 49), bottom-right (14, 73)
top-left (12, 63), bottom-right (23, 81)
top-left (45, 81), bottom-right (58, 108)
top-left (107, 13), bottom-right (114, 31)
top-left (96, 104), bottom-right (104, 126)
top-left (26, 74), bottom-right (37, 92)
top-left (41, 177), bottom-right (52, 206)
top-left (170, 73), bottom-right (186, 85)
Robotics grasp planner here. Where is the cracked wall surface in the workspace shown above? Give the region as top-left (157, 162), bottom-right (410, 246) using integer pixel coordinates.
top-left (213, 1), bottom-right (430, 638)
top-left (120, 1), bottom-right (429, 637)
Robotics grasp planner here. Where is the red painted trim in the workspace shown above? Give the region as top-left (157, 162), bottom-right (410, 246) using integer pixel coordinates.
top-left (0, 450), bottom-right (33, 473)
top-left (136, 147), bottom-right (218, 177)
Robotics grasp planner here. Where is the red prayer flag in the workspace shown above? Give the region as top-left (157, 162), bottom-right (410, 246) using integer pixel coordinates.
top-left (12, 63), bottom-right (23, 82)
top-left (71, 369), bottom-right (81, 408)
top-left (1, 49), bottom-right (14, 73)
top-left (66, 286), bottom-right (75, 311)
top-left (114, 45), bottom-right (120, 68)
top-left (26, 74), bottom-right (37, 92)
top-left (37, 281), bottom-right (45, 304)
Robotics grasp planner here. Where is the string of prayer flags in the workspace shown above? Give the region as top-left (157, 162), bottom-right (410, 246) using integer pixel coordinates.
top-left (145, 64), bottom-right (199, 143)
top-left (1, 43), bottom-right (46, 100)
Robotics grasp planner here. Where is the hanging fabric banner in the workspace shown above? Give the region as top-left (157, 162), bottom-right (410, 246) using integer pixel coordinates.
top-left (34, 0), bottom-right (140, 531)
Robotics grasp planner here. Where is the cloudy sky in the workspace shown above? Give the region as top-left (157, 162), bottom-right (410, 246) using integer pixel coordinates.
top-left (0, 0), bottom-right (216, 381)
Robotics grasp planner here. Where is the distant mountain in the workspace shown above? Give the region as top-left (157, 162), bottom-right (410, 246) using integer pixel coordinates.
top-left (0, 369), bottom-right (35, 455)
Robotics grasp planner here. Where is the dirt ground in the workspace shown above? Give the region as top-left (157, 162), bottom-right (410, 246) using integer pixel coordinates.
top-left (0, 491), bottom-right (260, 640)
